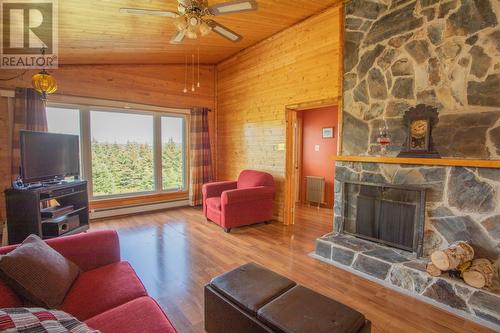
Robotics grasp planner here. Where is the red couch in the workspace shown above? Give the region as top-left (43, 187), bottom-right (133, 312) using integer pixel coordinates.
top-left (202, 170), bottom-right (275, 233)
top-left (0, 231), bottom-right (176, 333)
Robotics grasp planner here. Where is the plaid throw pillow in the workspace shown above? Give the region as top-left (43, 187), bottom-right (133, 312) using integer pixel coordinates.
top-left (0, 307), bottom-right (100, 333)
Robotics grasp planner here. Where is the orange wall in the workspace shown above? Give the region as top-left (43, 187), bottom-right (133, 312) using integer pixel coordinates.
top-left (300, 106), bottom-right (338, 208)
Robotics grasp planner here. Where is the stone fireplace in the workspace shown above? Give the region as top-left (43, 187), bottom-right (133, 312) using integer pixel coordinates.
top-left (314, 162), bottom-right (500, 329)
top-left (314, 0), bottom-right (500, 329)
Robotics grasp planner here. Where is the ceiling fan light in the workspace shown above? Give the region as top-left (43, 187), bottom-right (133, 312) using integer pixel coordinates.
top-left (186, 25), bottom-right (198, 39)
top-left (188, 16), bottom-right (199, 26)
top-left (173, 15), bottom-right (188, 31)
top-left (199, 21), bottom-right (211, 36)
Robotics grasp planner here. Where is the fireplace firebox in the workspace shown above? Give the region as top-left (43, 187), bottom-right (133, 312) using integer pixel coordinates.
top-left (340, 182), bottom-right (426, 256)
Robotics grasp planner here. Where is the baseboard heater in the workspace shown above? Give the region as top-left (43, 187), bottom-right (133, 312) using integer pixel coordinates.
top-left (90, 199), bottom-right (190, 219)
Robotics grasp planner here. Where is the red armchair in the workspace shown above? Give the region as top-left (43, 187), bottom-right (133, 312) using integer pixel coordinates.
top-left (202, 170), bottom-right (275, 233)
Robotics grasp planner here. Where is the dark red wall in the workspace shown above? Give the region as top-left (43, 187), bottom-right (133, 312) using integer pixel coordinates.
top-left (300, 106), bottom-right (338, 208)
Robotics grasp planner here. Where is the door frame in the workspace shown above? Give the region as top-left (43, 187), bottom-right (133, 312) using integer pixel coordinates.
top-left (283, 98), bottom-right (342, 225)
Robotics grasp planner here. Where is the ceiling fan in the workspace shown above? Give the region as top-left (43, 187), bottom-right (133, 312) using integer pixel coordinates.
top-left (119, 0), bottom-right (258, 44)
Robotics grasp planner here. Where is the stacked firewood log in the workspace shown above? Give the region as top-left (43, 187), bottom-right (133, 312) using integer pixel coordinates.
top-left (426, 241), bottom-right (495, 289)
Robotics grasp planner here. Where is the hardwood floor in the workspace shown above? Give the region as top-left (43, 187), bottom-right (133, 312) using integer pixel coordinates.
top-left (294, 204), bottom-right (333, 226)
top-left (90, 207), bottom-right (494, 333)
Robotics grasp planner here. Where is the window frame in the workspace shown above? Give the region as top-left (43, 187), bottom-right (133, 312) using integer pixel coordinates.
top-left (46, 99), bottom-right (190, 201)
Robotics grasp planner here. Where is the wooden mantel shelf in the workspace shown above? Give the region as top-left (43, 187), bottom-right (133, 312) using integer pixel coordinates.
top-left (332, 155), bottom-right (500, 169)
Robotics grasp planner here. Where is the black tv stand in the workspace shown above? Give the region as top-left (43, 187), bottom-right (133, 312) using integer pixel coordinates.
top-left (5, 180), bottom-right (89, 245)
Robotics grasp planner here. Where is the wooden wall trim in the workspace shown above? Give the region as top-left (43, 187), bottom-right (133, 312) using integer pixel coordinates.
top-left (286, 98), bottom-right (338, 111)
top-left (337, 4), bottom-right (345, 156)
top-left (284, 109), bottom-right (297, 225)
top-left (90, 191), bottom-right (188, 210)
top-left (283, 99), bottom-right (341, 225)
top-left (0, 90), bottom-right (15, 97)
top-left (49, 95), bottom-right (190, 114)
top-left (333, 156), bottom-right (500, 169)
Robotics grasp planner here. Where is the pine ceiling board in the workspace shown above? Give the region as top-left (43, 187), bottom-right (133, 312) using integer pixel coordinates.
top-left (56, 0), bottom-right (342, 65)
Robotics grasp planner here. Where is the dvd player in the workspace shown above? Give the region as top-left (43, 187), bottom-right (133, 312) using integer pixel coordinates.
top-left (41, 205), bottom-right (74, 219)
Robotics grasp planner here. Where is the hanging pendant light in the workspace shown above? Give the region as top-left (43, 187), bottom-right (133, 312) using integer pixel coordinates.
top-left (183, 54), bottom-right (188, 93)
top-left (191, 54), bottom-right (195, 92)
top-left (182, 50), bottom-right (202, 93)
top-left (197, 48), bottom-right (200, 88)
top-left (32, 69), bottom-right (57, 102)
top-left (32, 48), bottom-right (57, 102)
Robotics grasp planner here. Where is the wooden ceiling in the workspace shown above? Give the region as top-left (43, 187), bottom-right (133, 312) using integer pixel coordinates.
top-left (58, 0), bottom-right (342, 65)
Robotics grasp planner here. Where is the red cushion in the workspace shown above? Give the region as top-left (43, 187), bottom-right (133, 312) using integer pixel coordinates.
top-left (237, 170), bottom-right (274, 189)
top-left (61, 261), bottom-right (147, 321)
top-left (206, 197), bottom-right (222, 210)
top-left (0, 280), bottom-right (22, 308)
top-left (85, 296), bottom-right (176, 333)
top-left (0, 231), bottom-right (120, 272)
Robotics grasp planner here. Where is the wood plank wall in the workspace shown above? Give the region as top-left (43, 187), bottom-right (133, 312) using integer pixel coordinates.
top-left (0, 64), bottom-right (217, 225)
top-left (216, 6), bottom-right (343, 221)
top-left (0, 64), bottom-right (216, 109)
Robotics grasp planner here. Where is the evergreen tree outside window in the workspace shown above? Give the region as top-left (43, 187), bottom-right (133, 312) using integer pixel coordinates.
top-left (90, 111), bottom-right (154, 197)
top-left (161, 116), bottom-right (185, 191)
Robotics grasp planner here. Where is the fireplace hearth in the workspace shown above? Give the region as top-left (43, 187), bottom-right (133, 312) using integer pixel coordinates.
top-left (341, 182), bottom-right (426, 256)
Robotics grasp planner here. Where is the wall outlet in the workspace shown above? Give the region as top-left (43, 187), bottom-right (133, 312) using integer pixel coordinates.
top-left (314, 144), bottom-right (320, 152)
top-left (276, 143), bottom-right (285, 151)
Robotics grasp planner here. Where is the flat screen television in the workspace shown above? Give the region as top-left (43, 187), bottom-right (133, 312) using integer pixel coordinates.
top-left (20, 131), bottom-right (80, 183)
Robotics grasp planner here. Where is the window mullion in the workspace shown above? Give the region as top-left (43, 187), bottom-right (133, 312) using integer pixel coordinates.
top-left (80, 108), bottom-right (93, 198)
top-left (183, 116), bottom-right (188, 191)
top-left (154, 114), bottom-right (162, 193)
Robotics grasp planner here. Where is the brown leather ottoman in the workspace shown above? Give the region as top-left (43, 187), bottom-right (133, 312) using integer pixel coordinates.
top-left (205, 263), bottom-right (296, 333)
top-left (258, 285), bottom-right (369, 333)
top-left (205, 263), bottom-right (371, 333)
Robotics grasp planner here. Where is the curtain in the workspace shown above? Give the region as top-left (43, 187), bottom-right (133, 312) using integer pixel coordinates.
top-left (11, 88), bottom-right (47, 181)
top-left (0, 95), bottom-right (14, 243)
top-left (189, 107), bottom-right (213, 206)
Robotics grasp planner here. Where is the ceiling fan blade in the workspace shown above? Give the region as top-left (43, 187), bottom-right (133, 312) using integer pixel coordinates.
top-left (177, 0), bottom-right (192, 13)
top-left (206, 20), bottom-right (242, 42)
top-left (170, 30), bottom-right (186, 44)
top-left (119, 8), bottom-right (179, 18)
top-left (208, 0), bottom-right (257, 16)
